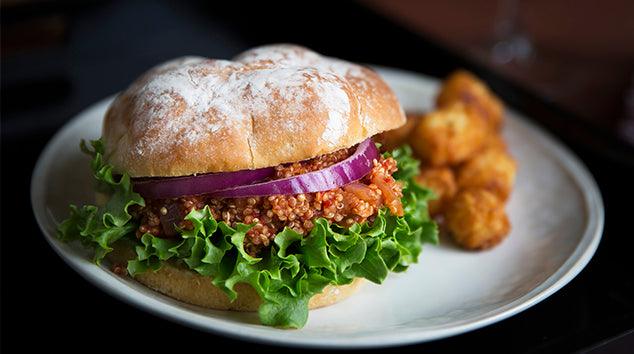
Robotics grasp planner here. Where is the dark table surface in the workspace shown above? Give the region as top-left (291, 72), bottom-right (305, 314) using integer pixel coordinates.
top-left (2, 1), bottom-right (633, 352)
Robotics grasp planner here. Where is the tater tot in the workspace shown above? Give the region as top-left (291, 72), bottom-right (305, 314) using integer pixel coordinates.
top-left (436, 70), bottom-right (505, 130)
top-left (445, 189), bottom-right (510, 250)
top-left (376, 113), bottom-right (420, 151)
top-left (457, 148), bottom-right (517, 201)
top-left (481, 131), bottom-right (508, 152)
top-left (415, 167), bottom-right (457, 215)
top-left (409, 102), bottom-right (487, 166)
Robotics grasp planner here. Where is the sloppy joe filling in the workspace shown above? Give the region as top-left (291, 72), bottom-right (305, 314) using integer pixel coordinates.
top-left (130, 148), bottom-right (403, 256)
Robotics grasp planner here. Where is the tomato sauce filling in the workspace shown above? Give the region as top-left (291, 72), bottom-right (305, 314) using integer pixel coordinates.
top-left (130, 149), bottom-right (403, 256)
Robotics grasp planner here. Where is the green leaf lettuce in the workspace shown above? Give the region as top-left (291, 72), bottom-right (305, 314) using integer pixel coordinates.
top-left (58, 140), bottom-right (144, 263)
top-left (58, 141), bottom-right (437, 328)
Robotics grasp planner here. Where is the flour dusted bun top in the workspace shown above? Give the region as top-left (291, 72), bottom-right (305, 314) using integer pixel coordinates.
top-left (103, 44), bottom-right (405, 177)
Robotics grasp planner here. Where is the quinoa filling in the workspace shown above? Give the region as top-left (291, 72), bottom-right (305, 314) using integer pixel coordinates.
top-left (130, 148), bottom-right (404, 256)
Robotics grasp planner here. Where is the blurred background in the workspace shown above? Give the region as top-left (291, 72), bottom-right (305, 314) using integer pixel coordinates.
top-left (3, 0), bottom-right (633, 157)
top-left (367, 0), bottom-right (634, 147)
top-left (2, 0), bottom-right (633, 352)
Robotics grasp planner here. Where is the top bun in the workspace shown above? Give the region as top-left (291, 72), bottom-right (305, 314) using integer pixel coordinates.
top-left (103, 44), bottom-right (405, 177)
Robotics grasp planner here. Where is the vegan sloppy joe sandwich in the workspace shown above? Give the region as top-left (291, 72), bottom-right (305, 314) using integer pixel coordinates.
top-left (58, 44), bottom-right (438, 328)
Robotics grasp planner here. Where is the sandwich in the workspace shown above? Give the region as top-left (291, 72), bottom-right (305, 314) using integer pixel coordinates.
top-left (58, 44), bottom-right (438, 328)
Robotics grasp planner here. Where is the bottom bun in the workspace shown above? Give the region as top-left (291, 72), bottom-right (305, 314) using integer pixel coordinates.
top-left (107, 239), bottom-right (363, 311)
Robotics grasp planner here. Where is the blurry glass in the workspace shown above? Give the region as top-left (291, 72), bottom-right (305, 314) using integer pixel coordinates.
top-left (490, 0), bottom-right (534, 65)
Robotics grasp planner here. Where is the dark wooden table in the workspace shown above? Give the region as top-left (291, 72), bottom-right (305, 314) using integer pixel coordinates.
top-left (2, 1), bottom-right (633, 352)
top-left (365, 0), bottom-right (634, 143)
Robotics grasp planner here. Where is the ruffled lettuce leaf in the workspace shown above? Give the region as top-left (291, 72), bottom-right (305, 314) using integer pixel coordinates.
top-left (57, 140), bottom-right (437, 328)
top-left (57, 139), bottom-right (145, 263)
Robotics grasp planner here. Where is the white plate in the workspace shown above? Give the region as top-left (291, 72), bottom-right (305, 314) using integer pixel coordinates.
top-left (31, 67), bottom-right (604, 348)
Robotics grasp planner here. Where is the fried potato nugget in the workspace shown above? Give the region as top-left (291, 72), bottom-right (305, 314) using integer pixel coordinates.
top-left (437, 70), bottom-right (504, 130)
top-left (481, 131), bottom-right (508, 152)
top-left (376, 113), bottom-right (420, 151)
top-left (445, 189), bottom-right (510, 250)
top-left (410, 102), bottom-right (487, 166)
top-left (415, 167), bottom-right (457, 215)
top-left (457, 148), bottom-right (517, 201)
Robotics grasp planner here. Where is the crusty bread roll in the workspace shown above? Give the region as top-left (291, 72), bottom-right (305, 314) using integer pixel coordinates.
top-left (103, 44), bottom-right (405, 177)
top-left (107, 239), bottom-right (364, 311)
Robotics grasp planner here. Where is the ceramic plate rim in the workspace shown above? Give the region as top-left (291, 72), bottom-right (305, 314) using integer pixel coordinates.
top-left (31, 67), bottom-right (604, 348)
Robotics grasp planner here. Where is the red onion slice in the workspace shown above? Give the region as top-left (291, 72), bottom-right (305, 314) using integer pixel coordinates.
top-left (211, 139), bottom-right (379, 198)
top-left (133, 167), bottom-right (274, 199)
